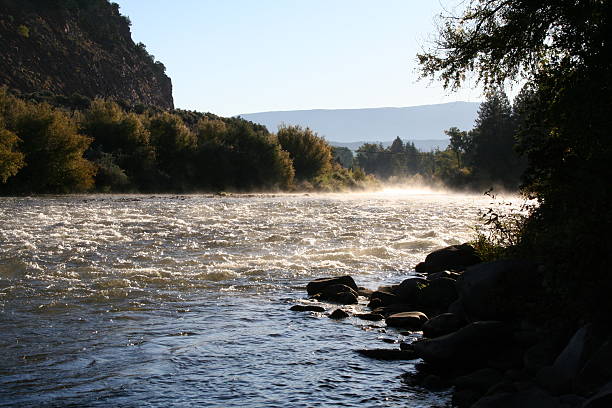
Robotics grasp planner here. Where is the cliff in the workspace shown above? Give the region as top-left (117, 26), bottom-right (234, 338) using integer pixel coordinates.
top-left (0, 0), bottom-right (173, 109)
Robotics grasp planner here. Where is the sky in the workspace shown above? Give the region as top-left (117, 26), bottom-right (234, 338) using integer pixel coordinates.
top-left (115, 0), bottom-right (483, 117)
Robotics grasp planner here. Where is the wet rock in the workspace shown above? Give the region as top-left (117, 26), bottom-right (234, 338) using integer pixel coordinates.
top-left (471, 388), bottom-right (561, 408)
top-left (453, 368), bottom-right (504, 393)
top-left (422, 374), bottom-right (450, 390)
top-left (452, 388), bottom-right (483, 408)
top-left (456, 259), bottom-right (540, 321)
top-left (524, 336), bottom-right (568, 374)
top-left (370, 289), bottom-right (401, 307)
top-left (385, 311), bottom-right (428, 330)
top-left (417, 277), bottom-right (458, 311)
top-left (312, 284), bottom-right (359, 304)
top-left (329, 309), bottom-right (350, 319)
top-left (558, 394), bottom-right (585, 407)
top-left (355, 348), bottom-right (419, 360)
top-left (399, 342), bottom-right (412, 351)
top-left (290, 305), bottom-right (325, 312)
top-left (415, 243), bottom-right (481, 273)
top-left (422, 313), bottom-right (466, 338)
top-left (412, 321), bottom-right (511, 366)
top-left (306, 275), bottom-right (358, 296)
top-left (427, 270), bottom-right (461, 281)
top-left (367, 297), bottom-right (384, 309)
top-left (357, 287), bottom-right (373, 297)
top-left (355, 313), bottom-right (384, 321)
top-left (394, 277), bottom-right (428, 301)
top-left (372, 303), bottom-right (417, 317)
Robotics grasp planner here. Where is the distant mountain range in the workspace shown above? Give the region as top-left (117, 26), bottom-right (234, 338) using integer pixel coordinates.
top-left (238, 102), bottom-right (480, 149)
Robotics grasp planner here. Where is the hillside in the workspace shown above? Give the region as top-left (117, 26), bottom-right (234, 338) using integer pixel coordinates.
top-left (0, 0), bottom-right (173, 108)
top-left (238, 102), bottom-right (479, 143)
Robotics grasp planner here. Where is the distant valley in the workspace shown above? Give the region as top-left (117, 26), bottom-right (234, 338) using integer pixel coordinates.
top-left (238, 102), bottom-right (479, 150)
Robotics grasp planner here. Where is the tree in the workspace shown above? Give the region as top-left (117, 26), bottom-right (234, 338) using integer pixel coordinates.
top-left (445, 127), bottom-right (468, 168)
top-left (419, 0), bottom-right (612, 316)
top-left (276, 125), bottom-right (333, 181)
top-left (0, 126), bottom-right (24, 183)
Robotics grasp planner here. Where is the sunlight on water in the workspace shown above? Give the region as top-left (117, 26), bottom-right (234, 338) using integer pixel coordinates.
top-left (0, 193), bottom-right (524, 407)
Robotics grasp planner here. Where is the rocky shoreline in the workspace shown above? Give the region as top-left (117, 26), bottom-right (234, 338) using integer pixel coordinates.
top-left (291, 244), bottom-right (612, 407)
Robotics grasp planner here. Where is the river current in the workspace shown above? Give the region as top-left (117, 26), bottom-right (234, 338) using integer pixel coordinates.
top-left (0, 190), bottom-right (523, 407)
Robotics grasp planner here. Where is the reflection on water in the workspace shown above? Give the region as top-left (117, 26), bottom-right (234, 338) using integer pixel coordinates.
top-left (0, 191), bottom-right (523, 407)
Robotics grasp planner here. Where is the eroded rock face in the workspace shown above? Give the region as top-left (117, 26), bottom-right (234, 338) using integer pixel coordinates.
top-left (415, 243), bottom-right (481, 273)
top-left (0, 0), bottom-right (173, 108)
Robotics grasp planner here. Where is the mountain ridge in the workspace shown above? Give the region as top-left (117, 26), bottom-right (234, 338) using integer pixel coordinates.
top-left (238, 101), bottom-right (480, 143)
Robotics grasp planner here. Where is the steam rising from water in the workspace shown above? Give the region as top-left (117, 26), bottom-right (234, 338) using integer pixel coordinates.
top-left (0, 192), bottom-right (523, 407)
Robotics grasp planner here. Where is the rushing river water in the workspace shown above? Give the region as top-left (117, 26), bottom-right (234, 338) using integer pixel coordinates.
top-left (0, 190), bottom-right (523, 407)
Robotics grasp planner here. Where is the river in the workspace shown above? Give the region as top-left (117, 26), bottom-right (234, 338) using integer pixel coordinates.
top-left (0, 190), bottom-right (523, 407)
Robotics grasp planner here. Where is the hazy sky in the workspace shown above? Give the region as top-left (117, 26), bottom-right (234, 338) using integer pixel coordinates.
top-left (115, 0), bottom-right (483, 117)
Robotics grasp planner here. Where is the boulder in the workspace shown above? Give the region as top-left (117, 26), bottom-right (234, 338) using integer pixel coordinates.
top-left (581, 380), bottom-right (612, 408)
top-left (373, 303), bottom-right (418, 317)
top-left (290, 305), bottom-right (325, 312)
top-left (415, 243), bottom-right (481, 273)
top-left (453, 368), bottom-right (504, 393)
top-left (471, 388), bottom-right (561, 408)
top-left (355, 348), bottom-right (418, 360)
top-left (576, 339), bottom-right (612, 394)
top-left (370, 289), bottom-right (402, 307)
top-left (537, 325), bottom-right (604, 395)
top-left (422, 312), bottom-right (466, 338)
top-left (306, 275), bottom-right (358, 296)
top-left (394, 278), bottom-right (428, 301)
top-left (428, 270), bottom-right (461, 281)
top-left (385, 311), bottom-right (428, 329)
top-left (456, 259), bottom-right (540, 321)
top-left (329, 309), bottom-right (350, 319)
top-left (312, 284), bottom-right (359, 304)
top-left (412, 321), bottom-right (511, 366)
top-left (417, 277), bottom-right (458, 311)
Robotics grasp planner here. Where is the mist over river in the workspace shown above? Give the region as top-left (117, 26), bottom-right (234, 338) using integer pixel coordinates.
top-left (0, 191), bottom-right (523, 407)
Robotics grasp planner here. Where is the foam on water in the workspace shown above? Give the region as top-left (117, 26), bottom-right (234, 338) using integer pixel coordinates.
top-left (0, 193), bottom-right (525, 407)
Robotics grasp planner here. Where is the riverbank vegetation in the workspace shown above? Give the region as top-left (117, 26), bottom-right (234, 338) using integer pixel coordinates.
top-left (354, 89), bottom-right (525, 191)
top-left (0, 89), bottom-right (375, 194)
top-left (419, 0), bottom-right (612, 341)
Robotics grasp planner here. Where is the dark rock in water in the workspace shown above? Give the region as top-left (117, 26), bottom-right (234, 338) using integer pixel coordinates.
top-left (453, 368), bottom-right (504, 393)
top-left (456, 259), bottom-right (541, 321)
top-left (355, 313), bottom-right (384, 321)
top-left (416, 243), bottom-right (481, 273)
top-left (370, 289), bottom-right (401, 307)
top-left (395, 278), bottom-right (428, 301)
top-left (412, 321), bottom-right (511, 366)
top-left (367, 297), bottom-right (384, 309)
top-left (422, 313), bottom-right (466, 338)
top-left (357, 287), bottom-right (373, 297)
top-left (581, 381), bottom-right (612, 408)
top-left (524, 335), bottom-right (568, 374)
top-left (427, 271), bottom-right (461, 281)
top-left (373, 303), bottom-right (417, 317)
top-left (329, 309), bottom-right (350, 319)
top-left (471, 388), bottom-right (561, 408)
top-left (306, 276), bottom-right (358, 296)
top-left (399, 342), bottom-right (412, 351)
top-left (385, 311), bottom-right (428, 329)
top-left (422, 374), bottom-right (450, 390)
top-left (312, 284), bottom-right (359, 304)
top-left (417, 277), bottom-right (458, 311)
top-left (355, 348), bottom-right (418, 360)
top-left (290, 305), bottom-right (325, 312)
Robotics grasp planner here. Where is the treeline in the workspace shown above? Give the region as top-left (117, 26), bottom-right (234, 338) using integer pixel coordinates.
top-left (0, 89), bottom-right (374, 194)
top-left (354, 89), bottom-right (526, 190)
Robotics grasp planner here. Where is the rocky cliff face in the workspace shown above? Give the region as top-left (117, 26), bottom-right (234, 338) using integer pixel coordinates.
top-left (0, 0), bottom-right (173, 109)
